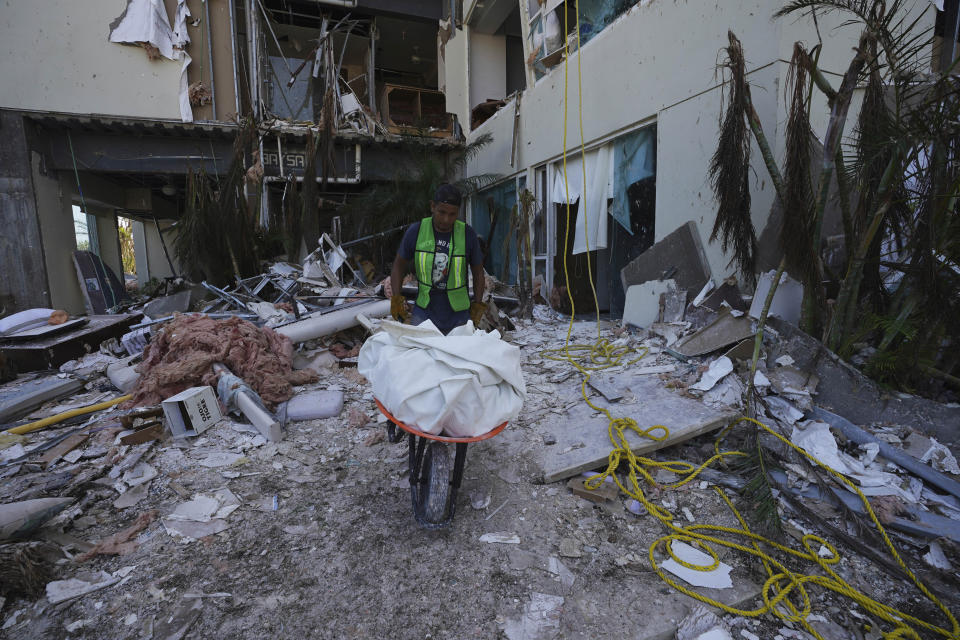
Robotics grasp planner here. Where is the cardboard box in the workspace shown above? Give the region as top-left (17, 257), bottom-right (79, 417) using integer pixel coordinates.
top-left (162, 386), bottom-right (222, 438)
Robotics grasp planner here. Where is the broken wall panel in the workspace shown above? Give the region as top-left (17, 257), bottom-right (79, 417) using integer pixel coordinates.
top-left (0, 0), bottom-right (183, 119)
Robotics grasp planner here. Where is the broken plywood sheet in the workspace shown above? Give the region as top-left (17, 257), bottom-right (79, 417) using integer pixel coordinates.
top-left (674, 311), bottom-right (754, 358)
top-left (535, 373), bottom-right (737, 483)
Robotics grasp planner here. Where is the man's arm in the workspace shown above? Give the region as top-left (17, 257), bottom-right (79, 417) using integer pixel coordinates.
top-left (391, 255), bottom-right (409, 299)
top-left (471, 263), bottom-right (486, 303)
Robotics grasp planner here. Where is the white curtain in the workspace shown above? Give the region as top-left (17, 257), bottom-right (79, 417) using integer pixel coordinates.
top-left (551, 144), bottom-right (613, 254)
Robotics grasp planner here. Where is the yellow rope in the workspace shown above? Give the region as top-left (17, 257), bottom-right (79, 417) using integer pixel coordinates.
top-left (546, 3), bottom-right (958, 638)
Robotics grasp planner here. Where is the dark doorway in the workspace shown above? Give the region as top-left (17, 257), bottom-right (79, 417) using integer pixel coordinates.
top-left (608, 175), bottom-right (656, 317)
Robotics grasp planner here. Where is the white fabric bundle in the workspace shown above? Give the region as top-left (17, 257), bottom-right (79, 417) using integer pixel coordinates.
top-left (358, 320), bottom-right (526, 437)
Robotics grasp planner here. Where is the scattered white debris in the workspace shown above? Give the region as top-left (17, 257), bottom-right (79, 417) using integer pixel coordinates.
top-left (791, 421), bottom-right (854, 475)
top-left (753, 370), bottom-right (770, 390)
top-left (0, 442), bottom-right (27, 463)
top-left (479, 532), bottom-right (521, 544)
top-left (122, 462), bottom-right (158, 487)
top-left (65, 618), bottom-right (93, 632)
top-left (920, 439), bottom-right (960, 475)
top-left (46, 572), bottom-right (122, 604)
top-left (197, 451), bottom-right (246, 468)
top-left (691, 357), bottom-right (734, 392)
top-left (774, 355), bottom-right (795, 367)
top-left (859, 442), bottom-right (881, 466)
top-left (764, 396), bottom-right (804, 425)
top-left (660, 541), bottom-right (733, 589)
top-left (161, 488), bottom-right (240, 541)
top-left (502, 592), bottom-right (564, 640)
top-left (677, 604), bottom-right (728, 640)
top-left (696, 629), bottom-right (734, 640)
top-left (923, 541), bottom-right (952, 570)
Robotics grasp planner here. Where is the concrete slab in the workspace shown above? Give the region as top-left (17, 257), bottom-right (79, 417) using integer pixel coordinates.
top-left (534, 372), bottom-right (737, 483)
top-left (620, 221), bottom-right (711, 297)
top-left (623, 280), bottom-right (677, 329)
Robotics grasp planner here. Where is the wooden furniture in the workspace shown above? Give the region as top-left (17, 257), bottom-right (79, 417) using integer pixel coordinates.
top-left (378, 84), bottom-right (454, 137)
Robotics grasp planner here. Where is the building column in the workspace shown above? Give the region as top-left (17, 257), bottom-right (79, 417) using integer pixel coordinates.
top-left (0, 111), bottom-right (50, 313)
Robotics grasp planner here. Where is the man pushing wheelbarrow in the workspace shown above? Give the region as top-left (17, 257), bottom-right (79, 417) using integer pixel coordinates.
top-left (358, 185), bottom-right (526, 528)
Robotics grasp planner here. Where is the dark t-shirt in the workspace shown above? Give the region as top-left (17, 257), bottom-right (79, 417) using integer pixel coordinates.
top-left (399, 220), bottom-right (483, 331)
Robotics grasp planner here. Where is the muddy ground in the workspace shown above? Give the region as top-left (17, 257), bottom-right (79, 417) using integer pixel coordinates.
top-left (1, 317), bottom-right (958, 640)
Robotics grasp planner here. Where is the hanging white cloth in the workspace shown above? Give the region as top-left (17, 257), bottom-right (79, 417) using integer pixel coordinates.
top-left (551, 146), bottom-right (612, 254)
top-left (572, 143), bottom-right (612, 254)
top-left (551, 154), bottom-right (583, 204)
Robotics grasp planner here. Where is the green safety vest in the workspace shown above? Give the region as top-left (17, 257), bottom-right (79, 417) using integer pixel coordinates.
top-left (414, 217), bottom-right (470, 312)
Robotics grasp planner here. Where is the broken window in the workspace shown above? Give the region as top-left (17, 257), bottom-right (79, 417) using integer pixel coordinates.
top-left (577, 0), bottom-right (635, 46)
top-left (256, 4), bottom-right (442, 132)
top-left (608, 125), bottom-right (657, 316)
top-left (260, 17), bottom-right (374, 122)
top-left (537, 124), bottom-right (656, 314)
top-left (525, 0), bottom-right (638, 80)
top-left (72, 205), bottom-right (93, 253)
top-left (471, 179), bottom-right (519, 284)
top-left (526, 0), bottom-right (575, 80)
top-left (466, 1), bottom-right (525, 128)
top-left (933, 0), bottom-right (960, 73)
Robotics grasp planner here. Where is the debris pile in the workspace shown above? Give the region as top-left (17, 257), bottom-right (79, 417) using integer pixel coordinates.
top-left (1, 232), bottom-right (958, 638)
top-left (127, 314), bottom-right (315, 409)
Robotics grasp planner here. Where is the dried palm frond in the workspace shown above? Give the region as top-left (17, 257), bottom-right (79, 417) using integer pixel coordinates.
top-left (709, 31), bottom-right (757, 285)
top-left (781, 43), bottom-right (818, 290)
top-left (174, 118), bottom-right (261, 284)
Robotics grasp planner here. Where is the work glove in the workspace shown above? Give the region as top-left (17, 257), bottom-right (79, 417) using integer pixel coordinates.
top-left (469, 301), bottom-right (488, 326)
top-left (390, 294), bottom-right (411, 322)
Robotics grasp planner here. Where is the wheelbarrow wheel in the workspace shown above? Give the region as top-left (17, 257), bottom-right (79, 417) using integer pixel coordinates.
top-left (419, 441), bottom-right (452, 523)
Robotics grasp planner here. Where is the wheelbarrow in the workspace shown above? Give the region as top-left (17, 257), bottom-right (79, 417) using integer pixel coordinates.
top-left (374, 398), bottom-right (507, 530)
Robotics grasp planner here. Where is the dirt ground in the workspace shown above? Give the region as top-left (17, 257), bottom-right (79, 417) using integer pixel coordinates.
top-left (1, 317), bottom-right (958, 640)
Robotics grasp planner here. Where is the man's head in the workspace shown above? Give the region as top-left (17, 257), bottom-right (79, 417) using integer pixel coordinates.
top-left (430, 183), bottom-right (462, 233)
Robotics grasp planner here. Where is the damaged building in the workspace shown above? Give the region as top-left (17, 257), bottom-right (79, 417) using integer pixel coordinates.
top-left (2, 1), bottom-right (960, 639)
top-left (441, 0), bottom-right (956, 316)
top-left (0, 0), bottom-right (461, 314)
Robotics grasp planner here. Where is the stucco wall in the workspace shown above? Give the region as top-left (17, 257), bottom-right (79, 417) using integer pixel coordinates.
top-left (0, 0), bottom-right (183, 119)
top-left (441, 32), bottom-right (470, 131)
top-left (469, 32), bottom-right (508, 110)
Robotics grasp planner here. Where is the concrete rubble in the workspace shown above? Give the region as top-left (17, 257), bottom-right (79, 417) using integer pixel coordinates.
top-left (0, 266), bottom-right (959, 640)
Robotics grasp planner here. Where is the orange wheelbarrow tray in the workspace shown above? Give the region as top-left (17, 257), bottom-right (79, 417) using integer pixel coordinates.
top-left (374, 398), bottom-right (508, 529)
